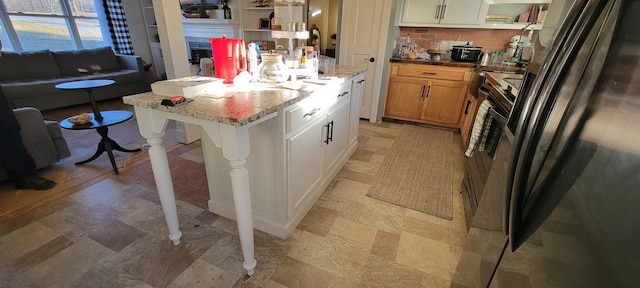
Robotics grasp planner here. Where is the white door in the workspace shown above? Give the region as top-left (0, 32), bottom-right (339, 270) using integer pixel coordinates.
top-left (339, 0), bottom-right (391, 120)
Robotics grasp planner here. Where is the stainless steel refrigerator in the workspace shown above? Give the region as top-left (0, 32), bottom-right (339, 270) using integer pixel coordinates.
top-left (452, 0), bottom-right (640, 287)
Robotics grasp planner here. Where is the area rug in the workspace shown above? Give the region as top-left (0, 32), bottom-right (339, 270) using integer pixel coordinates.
top-left (0, 99), bottom-right (181, 218)
top-left (366, 124), bottom-right (454, 220)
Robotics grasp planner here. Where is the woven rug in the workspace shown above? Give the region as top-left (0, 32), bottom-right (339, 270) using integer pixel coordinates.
top-left (366, 124), bottom-right (454, 220)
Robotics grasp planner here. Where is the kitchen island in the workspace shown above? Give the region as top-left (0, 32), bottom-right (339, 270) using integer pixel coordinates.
top-left (123, 66), bottom-right (365, 276)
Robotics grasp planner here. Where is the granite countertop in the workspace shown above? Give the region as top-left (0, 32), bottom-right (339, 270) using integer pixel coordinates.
top-left (390, 57), bottom-right (526, 73)
top-left (123, 66), bottom-right (365, 127)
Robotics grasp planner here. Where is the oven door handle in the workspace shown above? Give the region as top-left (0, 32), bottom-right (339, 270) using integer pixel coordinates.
top-left (488, 107), bottom-right (508, 126)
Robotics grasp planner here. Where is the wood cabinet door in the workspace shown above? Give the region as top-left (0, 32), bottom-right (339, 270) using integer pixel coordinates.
top-left (420, 79), bottom-right (468, 126)
top-left (384, 76), bottom-right (426, 120)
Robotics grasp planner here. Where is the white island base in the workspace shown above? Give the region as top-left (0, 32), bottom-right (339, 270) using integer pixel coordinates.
top-left (124, 70), bottom-right (365, 276)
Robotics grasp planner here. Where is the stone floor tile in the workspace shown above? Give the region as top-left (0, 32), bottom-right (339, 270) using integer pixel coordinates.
top-left (287, 230), bottom-right (323, 264)
top-left (359, 254), bottom-right (423, 287)
top-left (357, 199), bottom-right (406, 234)
top-left (328, 217), bottom-right (377, 248)
top-left (11, 235), bottom-right (74, 272)
top-left (271, 256), bottom-right (334, 288)
top-left (309, 234), bottom-right (369, 281)
top-left (25, 237), bottom-right (115, 288)
top-left (109, 235), bottom-right (205, 288)
top-left (297, 206), bottom-right (339, 237)
top-left (87, 220), bottom-right (145, 253)
top-left (68, 260), bottom-right (153, 288)
top-left (315, 194), bottom-right (364, 221)
top-left (370, 230), bottom-right (400, 262)
top-left (0, 222), bottom-right (60, 262)
top-left (173, 259), bottom-right (239, 288)
top-left (402, 216), bottom-right (451, 243)
top-left (397, 231), bottom-right (451, 281)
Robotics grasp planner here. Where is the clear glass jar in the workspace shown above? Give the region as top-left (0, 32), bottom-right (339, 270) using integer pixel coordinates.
top-left (257, 53), bottom-right (289, 83)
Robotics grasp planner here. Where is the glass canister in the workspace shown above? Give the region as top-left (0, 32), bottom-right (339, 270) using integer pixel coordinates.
top-left (257, 53), bottom-right (289, 83)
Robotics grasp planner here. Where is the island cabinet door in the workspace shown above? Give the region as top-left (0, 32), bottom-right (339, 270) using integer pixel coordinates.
top-left (287, 117), bottom-right (326, 218)
top-left (420, 79), bottom-right (468, 127)
top-left (324, 99), bottom-right (350, 174)
top-left (348, 75), bottom-right (365, 149)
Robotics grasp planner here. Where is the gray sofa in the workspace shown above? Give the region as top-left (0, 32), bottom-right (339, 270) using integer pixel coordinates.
top-left (0, 46), bottom-right (151, 111)
top-left (0, 107), bottom-right (71, 182)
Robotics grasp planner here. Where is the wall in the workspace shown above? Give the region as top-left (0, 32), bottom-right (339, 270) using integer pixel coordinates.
top-left (399, 27), bottom-right (522, 53)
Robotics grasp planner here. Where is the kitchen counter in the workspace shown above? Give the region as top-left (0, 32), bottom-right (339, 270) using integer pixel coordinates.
top-left (123, 66), bottom-right (365, 126)
top-left (123, 67), bottom-right (365, 277)
top-left (390, 57), bottom-right (525, 74)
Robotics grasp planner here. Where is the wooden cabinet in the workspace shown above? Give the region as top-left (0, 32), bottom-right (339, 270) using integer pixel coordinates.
top-left (420, 79), bottom-right (468, 125)
top-left (397, 0), bottom-right (484, 26)
top-left (384, 63), bottom-right (472, 128)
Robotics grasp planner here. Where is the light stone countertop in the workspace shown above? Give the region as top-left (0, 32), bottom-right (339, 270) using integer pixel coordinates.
top-left (123, 66), bottom-right (365, 126)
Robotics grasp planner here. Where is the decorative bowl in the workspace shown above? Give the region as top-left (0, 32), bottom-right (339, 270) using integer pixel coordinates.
top-left (69, 113), bottom-right (92, 125)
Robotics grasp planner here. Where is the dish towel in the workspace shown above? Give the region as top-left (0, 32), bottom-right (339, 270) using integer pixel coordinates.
top-left (465, 99), bottom-right (495, 157)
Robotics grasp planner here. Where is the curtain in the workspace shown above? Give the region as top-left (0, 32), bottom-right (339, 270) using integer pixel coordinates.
top-left (102, 0), bottom-right (134, 55)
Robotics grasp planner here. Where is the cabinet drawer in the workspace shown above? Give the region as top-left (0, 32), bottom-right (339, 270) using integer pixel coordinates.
top-left (285, 96), bottom-right (326, 134)
top-left (393, 64), bottom-right (468, 81)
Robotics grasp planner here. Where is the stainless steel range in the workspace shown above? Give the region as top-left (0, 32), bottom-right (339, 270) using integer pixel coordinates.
top-left (460, 71), bottom-right (524, 229)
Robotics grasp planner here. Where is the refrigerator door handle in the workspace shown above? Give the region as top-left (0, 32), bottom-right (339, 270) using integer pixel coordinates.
top-left (508, 0), bottom-right (617, 251)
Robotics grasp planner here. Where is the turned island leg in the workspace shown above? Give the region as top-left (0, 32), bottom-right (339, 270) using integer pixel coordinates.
top-left (146, 133), bottom-right (182, 244)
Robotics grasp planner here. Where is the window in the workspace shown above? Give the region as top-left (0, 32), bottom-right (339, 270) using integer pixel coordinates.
top-left (0, 0), bottom-right (104, 52)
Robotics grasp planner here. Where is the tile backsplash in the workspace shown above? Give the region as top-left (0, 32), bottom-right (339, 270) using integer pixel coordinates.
top-left (400, 27), bottom-right (521, 53)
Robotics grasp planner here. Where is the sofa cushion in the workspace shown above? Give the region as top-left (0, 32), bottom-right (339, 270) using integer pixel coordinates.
top-left (52, 46), bottom-right (122, 75)
top-left (0, 50), bottom-right (60, 81)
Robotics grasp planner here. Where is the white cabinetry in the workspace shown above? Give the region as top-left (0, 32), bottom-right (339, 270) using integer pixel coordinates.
top-left (323, 97), bottom-right (349, 174)
top-left (348, 74), bottom-right (364, 150)
top-left (206, 77), bottom-right (359, 239)
top-left (398, 0), bottom-right (484, 26)
top-left (396, 0), bottom-right (552, 30)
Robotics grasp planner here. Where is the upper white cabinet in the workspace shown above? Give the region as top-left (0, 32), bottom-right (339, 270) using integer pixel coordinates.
top-left (397, 0), bottom-right (484, 26)
top-left (396, 0), bottom-right (552, 29)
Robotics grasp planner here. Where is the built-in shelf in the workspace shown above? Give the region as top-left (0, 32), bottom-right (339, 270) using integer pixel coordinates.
top-left (271, 30), bottom-right (309, 39)
top-left (245, 28), bottom-right (272, 32)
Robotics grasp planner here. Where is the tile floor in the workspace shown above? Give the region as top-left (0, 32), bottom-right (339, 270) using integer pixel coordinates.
top-left (0, 120), bottom-right (468, 288)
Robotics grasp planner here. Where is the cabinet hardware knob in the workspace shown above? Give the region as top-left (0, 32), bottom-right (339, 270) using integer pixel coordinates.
top-left (357, 79), bottom-right (365, 84)
top-left (465, 100), bottom-right (471, 114)
top-left (304, 107), bottom-right (320, 117)
top-left (364, 57), bottom-right (375, 63)
top-left (441, 5), bottom-right (447, 19)
top-left (422, 72), bottom-right (437, 75)
top-left (337, 91), bottom-right (349, 98)
top-left (425, 85), bottom-right (431, 98)
top-left (420, 85), bottom-right (426, 98)
top-left (436, 4), bottom-right (441, 19)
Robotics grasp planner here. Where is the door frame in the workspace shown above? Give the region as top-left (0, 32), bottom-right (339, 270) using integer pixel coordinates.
top-left (337, 0), bottom-right (397, 122)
